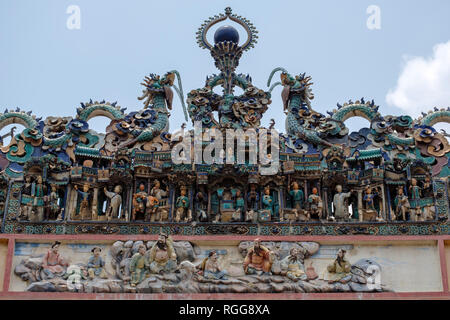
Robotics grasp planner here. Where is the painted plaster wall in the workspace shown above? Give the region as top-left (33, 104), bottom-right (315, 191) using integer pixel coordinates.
top-left (311, 241), bottom-right (442, 293)
top-left (445, 240), bottom-right (450, 288)
top-left (9, 239), bottom-right (443, 293)
top-left (0, 240), bottom-right (7, 290)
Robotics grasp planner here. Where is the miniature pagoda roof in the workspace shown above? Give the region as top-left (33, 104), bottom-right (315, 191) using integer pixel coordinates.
top-left (347, 148), bottom-right (383, 162)
top-left (74, 146), bottom-right (113, 160)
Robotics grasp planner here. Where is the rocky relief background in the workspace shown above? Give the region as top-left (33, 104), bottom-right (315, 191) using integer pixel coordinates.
top-left (11, 240), bottom-right (441, 294)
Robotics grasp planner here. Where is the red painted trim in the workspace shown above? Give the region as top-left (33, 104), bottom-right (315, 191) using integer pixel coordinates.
top-left (3, 239), bottom-right (14, 292)
top-left (0, 291), bottom-right (449, 300)
top-left (438, 239), bottom-right (449, 293)
top-left (0, 233), bottom-right (449, 242)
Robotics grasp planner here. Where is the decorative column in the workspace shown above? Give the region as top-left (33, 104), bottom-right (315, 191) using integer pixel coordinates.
top-left (127, 186), bottom-right (133, 221)
top-left (380, 185), bottom-right (387, 220)
top-left (92, 187), bottom-right (98, 221)
top-left (65, 184), bottom-right (73, 221)
top-left (323, 188), bottom-right (328, 219)
top-left (358, 189), bottom-right (363, 222)
top-left (303, 180), bottom-right (308, 199)
top-left (68, 186), bottom-right (78, 221)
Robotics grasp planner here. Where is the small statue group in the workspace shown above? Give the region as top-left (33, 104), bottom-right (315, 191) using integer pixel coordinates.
top-left (20, 175), bottom-right (50, 222)
top-left (391, 178), bottom-right (435, 222)
top-left (283, 182), bottom-right (323, 222)
top-left (132, 180), bottom-right (169, 222)
top-left (130, 233), bottom-right (177, 286)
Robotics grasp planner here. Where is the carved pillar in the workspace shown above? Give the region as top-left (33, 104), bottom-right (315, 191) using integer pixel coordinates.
top-left (127, 186), bottom-right (133, 221)
top-left (358, 189), bottom-right (363, 222)
top-left (303, 180), bottom-right (308, 199)
top-left (92, 187), bottom-right (98, 221)
top-left (323, 188), bottom-right (328, 219)
top-left (65, 184), bottom-right (73, 221)
top-left (68, 186), bottom-right (78, 220)
top-left (380, 185), bottom-right (386, 220)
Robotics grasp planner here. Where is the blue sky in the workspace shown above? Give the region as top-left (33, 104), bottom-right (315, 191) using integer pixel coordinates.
top-left (1, 0), bottom-right (449, 134)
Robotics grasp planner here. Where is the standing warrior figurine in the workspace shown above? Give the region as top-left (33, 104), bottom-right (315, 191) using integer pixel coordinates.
top-left (409, 178), bottom-right (423, 221)
top-left (48, 185), bottom-right (61, 220)
top-left (289, 181), bottom-right (305, 211)
top-left (233, 189), bottom-right (245, 222)
top-left (87, 247), bottom-right (108, 280)
top-left (148, 233), bottom-right (177, 274)
top-left (74, 184), bottom-right (92, 220)
top-left (363, 187), bottom-right (377, 211)
top-left (247, 184), bottom-right (259, 211)
top-left (332, 185), bottom-right (353, 220)
top-left (20, 175), bottom-right (33, 220)
top-left (195, 187), bottom-right (209, 222)
top-left (175, 186), bottom-right (191, 222)
top-left (262, 186), bottom-right (274, 217)
top-left (132, 183), bottom-right (148, 221)
top-left (307, 187), bottom-right (323, 219)
top-left (104, 185), bottom-right (122, 220)
top-left (130, 244), bottom-right (148, 287)
top-left (394, 187), bottom-right (410, 221)
top-left (243, 238), bottom-right (273, 275)
top-left (42, 241), bottom-right (69, 279)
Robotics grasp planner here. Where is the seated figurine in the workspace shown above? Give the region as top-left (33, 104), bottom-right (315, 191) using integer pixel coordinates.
top-left (198, 250), bottom-right (228, 280)
top-left (42, 241), bottom-right (69, 279)
top-left (87, 247), bottom-right (108, 280)
top-left (148, 233), bottom-right (177, 274)
top-left (324, 249), bottom-right (352, 284)
top-left (130, 244), bottom-right (148, 287)
top-left (280, 248), bottom-right (308, 281)
top-left (243, 238), bottom-right (272, 275)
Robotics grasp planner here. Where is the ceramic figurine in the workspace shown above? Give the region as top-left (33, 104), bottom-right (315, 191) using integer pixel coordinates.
top-left (261, 186), bottom-right (274, 218)
top-left (42, 241), bottom-right (69, 279)
top-left (289, 181), bottom-right (305, 211)
top-left (307, 187), bottom-right (323, 220)
top-left (87, 247), bottom-right (108, 280)
top-left (198, 250), bottom-right (228, 280)
top-left (195, 187), bottom-right (209, 222)
top-left (243, 238), bottom-right (272, 275)
top-left (324, 249), bottom-right (352, 283)
top-left (409, 178), bottom-right (423, 221)
top-left (246, 184), bottom-right (259, 211)
top-left (148, 233), bottom-right (177, 274)
top-left (74, 184), bottom-right (92, 220)
top-left (175, 186), bottom-right (191, 222)
top-left (132, 184), bottom-right (148, 221)
top-left (280, 247), bottom-right (308, 281)
top-left (104, 185), bottom-right (123, 220)
top-left (232, 189), bottom-right (245, 222)
top-left (130, 244), bottom-right (148, 287)
top-left (394, 187), bottom-right (410, 221)
top-left (332, 185), bottom-right (353, 220)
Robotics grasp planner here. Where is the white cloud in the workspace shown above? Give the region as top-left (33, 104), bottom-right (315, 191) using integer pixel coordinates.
top-left (386, 41), bottom-right (450, 118)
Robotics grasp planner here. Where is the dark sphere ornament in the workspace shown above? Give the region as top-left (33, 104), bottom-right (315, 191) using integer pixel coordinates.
top-left (214, 25), bottom-right (239, 44)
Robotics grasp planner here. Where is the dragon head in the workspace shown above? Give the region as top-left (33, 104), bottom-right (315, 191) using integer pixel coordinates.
top-left (138, 72), bottom-right (176, 109)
